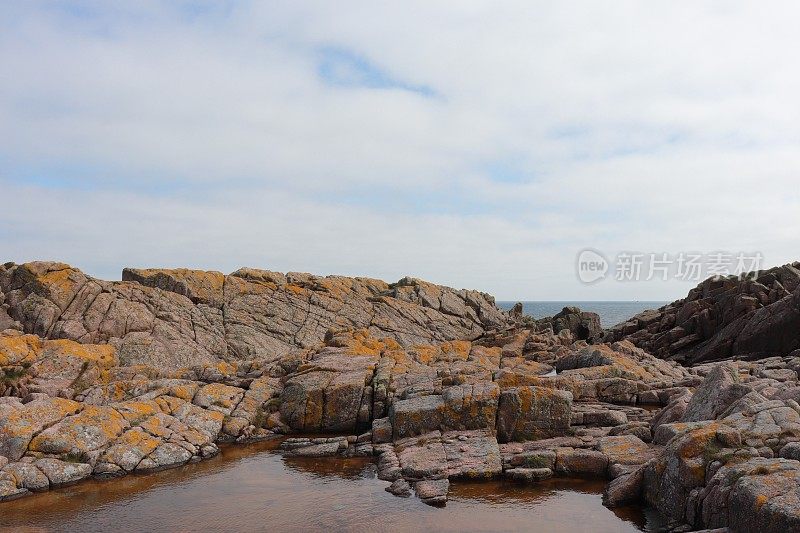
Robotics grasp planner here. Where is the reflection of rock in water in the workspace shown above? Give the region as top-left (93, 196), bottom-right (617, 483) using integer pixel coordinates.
top-left (281, 455), bottom-right (376, 480)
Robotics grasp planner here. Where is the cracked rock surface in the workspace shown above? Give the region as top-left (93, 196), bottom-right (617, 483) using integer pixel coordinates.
top-left (3, 260), bottom-right (800, 532)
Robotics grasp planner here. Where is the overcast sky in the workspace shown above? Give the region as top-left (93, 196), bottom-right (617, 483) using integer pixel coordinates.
top-left (1, 1), bottom-right (798, 301)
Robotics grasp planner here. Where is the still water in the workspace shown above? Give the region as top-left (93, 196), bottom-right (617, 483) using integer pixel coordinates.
top-left (0, 440), bottom-right (660, 533)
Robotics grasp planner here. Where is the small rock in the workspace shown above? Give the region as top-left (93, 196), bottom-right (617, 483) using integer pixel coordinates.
top-left (505, 467), bottom-right (553, 482)
top-left (385, 479), bottom-right (412, 497)
top-left (414, 478), bottom-right (449, 506)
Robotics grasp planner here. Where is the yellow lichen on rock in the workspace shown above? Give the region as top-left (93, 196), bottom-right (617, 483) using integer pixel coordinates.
top-left (0, 334), bottom-right (42, 366)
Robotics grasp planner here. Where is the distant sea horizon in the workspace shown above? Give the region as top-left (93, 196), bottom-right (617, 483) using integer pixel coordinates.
top-left (496, 301), bottom-right (668, 329)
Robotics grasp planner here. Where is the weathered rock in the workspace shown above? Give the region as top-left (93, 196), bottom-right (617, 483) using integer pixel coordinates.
top-left (192, 383), bottom-right (245, 416)
top-left (496, 386), bottom-right (572, 442)
top-left (603, 464), bottom-right (645, 507)
top-left (549, 307), bottom-right (603, 343)
top-left (1, 462), bottom-right (49, 491)
top-left (279, 437), bottom-right (348, 457)
top-left (608, 263), bottom-right (800, 364)
top-left (29, 405), bottom-right (129, 457)
top-left (555, 448), bottom-right (609, 476)
top-left (595, 435), bottom-right (652, 466)
top-left (385, 478), bottom-right (412, 497)
top-left (0, 397), bottom-right (82, 460)
top-left (682, 363), bottom-right (750, 422)
top-left (1, 262), bottom-right (511, 370)
top-left (389, 383), bottom-right (499, 439)
top-left (442, 430), bottom-right (501, 479)
top-left (371, 417), bottom-right (392, 444)
top-left (98, 427), bottom-right (161, 472)
top-left (505, 467), bottom-right (553, 482)
top-left (414, 478), bottom-right (449, 505)
top-left (698, 458), bottom-right (800, 532)
top-left (395, 432), bottom-right (448, 480)
top-left (34, 458), bottom-right (92, 487)
top-left (136, 443), bottom-right (193, 472)
top-left (0, 470), bottom-right (27, 502)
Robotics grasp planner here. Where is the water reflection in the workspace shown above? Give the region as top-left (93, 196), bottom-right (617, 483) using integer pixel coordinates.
top-left (0, 439), bottom-right (658, 533)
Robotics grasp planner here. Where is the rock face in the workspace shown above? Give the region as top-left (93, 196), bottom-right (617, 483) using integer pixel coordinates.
top-left (0, 262), bottom-right (510, 369)
top-left (5, 259), bottom-right (800, 532)
top-left (607, 262), bottom-right (800, 364)
top-left (548, 307), bottom-right (604, 343)
top-left (496, 386), bottom-right (572, 442)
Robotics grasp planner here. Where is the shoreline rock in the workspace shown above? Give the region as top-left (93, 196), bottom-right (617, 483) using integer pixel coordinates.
top-left (2, 260), bottom-right (800, 532)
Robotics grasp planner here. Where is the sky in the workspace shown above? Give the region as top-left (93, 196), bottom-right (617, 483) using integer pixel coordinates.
top-left (1, 1), bottom-right (799, 301)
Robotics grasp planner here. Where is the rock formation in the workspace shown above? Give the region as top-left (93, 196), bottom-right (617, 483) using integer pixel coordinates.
top-left (607, 262), bottom-right (800, 364)
top-left (0, 262), bottom-right (510, 369)
top-left (2, 260), bottom-right (800, 532)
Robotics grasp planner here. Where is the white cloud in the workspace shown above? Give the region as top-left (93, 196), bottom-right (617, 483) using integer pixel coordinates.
top-left (1, 1), bottom-right (799, 301)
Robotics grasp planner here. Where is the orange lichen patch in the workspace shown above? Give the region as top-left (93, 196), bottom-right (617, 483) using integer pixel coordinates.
top-left (596, 436), bottom-right (651, 464)
top-left (412, 344), bottom-right (438, 365)
top-left (35, 267), bottom-right (83, 309)
top-left (569, 365), bottom-right (624, 381)
top-left (441, 341), bottom-right (471, 360)
top-left (469, 345), bottom-right (502, 368)
top-left (755, 494), bottom-right (768, 510)
top-left (113, 400), bottom-right (162, 425)
top-left (215, 361), bottom-right (236, 375)
top-left (193, 383), bottom-right (243, 411)
top-left (677, 423), bottom-right (721, 459)
top-left (169, 384), bottom-right (197, 402)
top-left (0, 397), bottom-right (83, 459)
top-left (103, 381), bottom-right (141, 403)
top-left (333, 329), bottom-right (401, 356)
top-left (309, 277), bottom-right (355, 301)
top-left (113, 425), bottom-right (161, 449)
top-left (99, 427), bottom-right (161, 470)
top-left (162, 268), bottom-right (225, 289)
top-left (139, 414), bottom-right (171, 438)
top-left (0, 334), bottom-right (42, 366)
top-left (285, 284), bottom-right (307, 296)
top-left (43, 339), bottom-right (117, 367)
top-left (155, 395), bottom-right (186, 415)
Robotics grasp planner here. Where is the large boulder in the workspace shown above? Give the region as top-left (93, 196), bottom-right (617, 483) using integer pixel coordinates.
top-left (496, 386), bottom-right (572, 442)
top-left (550, 307), bottom-right (603, 343)
top-left (682, 363), bottom-right (750, 422)
top-left (389, 383), bottom-right (499, 439)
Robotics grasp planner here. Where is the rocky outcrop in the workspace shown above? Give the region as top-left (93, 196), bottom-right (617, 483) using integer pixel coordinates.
top-left (636, 354), bottom-right (800, 531)
top-left (0, 320), bottom-right (699, 507)
top-left (607, 262), bottom-right (800, 364)
top-left (0, 262), bottom-right (511, 369)
top-left (4, 259), bottom-right (800, 532)
top-left (547, 306), bottom-right (604, 343)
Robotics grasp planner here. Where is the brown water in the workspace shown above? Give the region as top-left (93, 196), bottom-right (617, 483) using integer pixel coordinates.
top-left (0, 440), bottom-right (661, 532)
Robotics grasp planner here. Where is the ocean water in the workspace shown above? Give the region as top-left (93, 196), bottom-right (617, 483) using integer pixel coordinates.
top-left (497, 301), bottom-right (668, 329)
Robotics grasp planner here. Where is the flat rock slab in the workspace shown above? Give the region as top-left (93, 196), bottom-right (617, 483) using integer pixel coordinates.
top-left (505, 467), bottom-right (553, 482)
top-left (595, 435), bottom-right (652, 466)
top-left (414, 478), bottom-right (449, 506)
top-left (442, 429), bottom-right (501, 479)
top-left (396, 432), bottom-right (447, 480)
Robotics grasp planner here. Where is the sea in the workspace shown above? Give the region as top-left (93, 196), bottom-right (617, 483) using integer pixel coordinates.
top-left (496, 301), bottom-right (668, 329)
